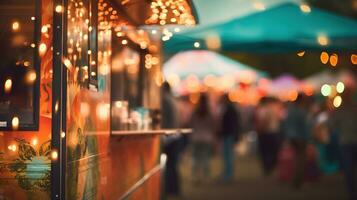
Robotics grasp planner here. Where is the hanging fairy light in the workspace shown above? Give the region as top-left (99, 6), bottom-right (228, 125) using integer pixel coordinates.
top-left (194, 42), bottom-right (200, 48)
top-left (317, 35), bottom-right (329, 46)
top-left (333, 95), bottom-right (342, 108)
top-left (12, 116), bottom-right (19, 130)
top-left (351, 54), bottom-right (357, 65)
top-left (329, 53), bottom-right (338, 67)
top-left (336, 82), bottom-right (345, 93)
top-left (297, 51), bottom-right (305, 57)
top-left (320, 51), bottom-right (329, 64)
top-left (4, 78), bottom-right (12, 93)
top-left (12, 21), bottom-right (20, 31)
top-left (300, 4), bottom-right (311, 13)
top-left (321, 84), bottom-right (331, 97)
top-left (146, 0), bottom-right (196, 25)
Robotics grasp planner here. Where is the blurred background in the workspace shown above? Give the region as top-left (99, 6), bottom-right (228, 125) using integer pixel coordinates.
top-left (160, 0), bottom-right (357, 200)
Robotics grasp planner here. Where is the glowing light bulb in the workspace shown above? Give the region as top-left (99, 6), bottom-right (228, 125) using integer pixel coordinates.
top-left (12, 21), bottom-right (20, 31)
top-left (41, 26), bottom-right (48, 33)
top-left (320, 52), bottom-right (329, 64)
top-left (351, 54), bottom-right (357, 65)
top-left (333, 95), bottom-right (342, 108)
top-left (51, 150), bottom-right (58, 160)
top-left (321, 84), bottom-right (331, 97)
top-left (300, 4), bottom-right (311, 13)
top-left (55, 5), bottom-right (63, 13)
top-left (32, 138), bottom-right (38, 146)
top-left (194, 42), bottom-right (200, 48)
top-left (4, 79), bottom-right (12, 93)
top-left (317, 35), bottom-right (329, 46)
top-left (297, 51), bottom-right (305, 57)
top-left (12, 117), bottom-right (19, 130)
top-left (329, 53), bottom-right (338, 67)
top-left (39, 43), bottom-right (47, 57)
top-left (121, 39), bottom-right (128, 45)
top-left (336, 82), bottom-right (345, 93)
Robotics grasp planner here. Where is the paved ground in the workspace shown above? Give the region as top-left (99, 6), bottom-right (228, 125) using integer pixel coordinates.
top-left (171, 153), bottom-right (347, 200)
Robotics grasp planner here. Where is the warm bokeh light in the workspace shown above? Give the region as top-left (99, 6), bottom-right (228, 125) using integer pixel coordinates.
top-left (206, 35), bottom-right (221, 50)
top-left (32, 138), bottom-right (38, 146)
top-left (321, 84), bottom-right (331, 97)
top-left (80, 102), bottom-right (90, 117)
top-left (336, 82), bottom-right (345, 93)
top-left (4, 78), bottom-right (12, 93)
top-left (121, 39), bottom-right (128, 45)
top-left (203, 75), bottom-right (217, 87)
top-left (329, 53), bottom-right (338, 67)
top-left (41, 25), bottom-right (48, 34)
top-left (12, 21), bottom-right (20, 31)
top-left (61, 132), bottom-right (66, 138)
top-left (297, 51), bottom-right (305, 57)
top-left (51, 150), bottom-right (58, 160)
top-left (320, 51), bottom-right (329, 64)
top-left (300, 4), bottom-right (311, 13)
top-left (8, 144), bottom-right (17, 152)
top-left (26, 70), bottom-right (37, 84)
top-left (351, 54), bottom-right (357, 65)
top-left (55, 5), bottom-right (63, 13)
top-left (317, 35), bottom-right (329, 46)
top-left (167, 73), bottom-right (180, 87)
top-left (96, 103), bottom-right (110, 120)
top-left (12, 117), bottom-right (19, 130)
top-left (333, 95), bottom-right (342, 108)
top-left (288, 90), bottom-right (298, 101)
top-left (253, 2), bottom-right (266, 10)
top-left (39, 43), bottom-right (47, 57)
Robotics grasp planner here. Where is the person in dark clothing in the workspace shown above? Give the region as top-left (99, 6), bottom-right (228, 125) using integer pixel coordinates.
top-left (161, 82), bottom-right (182, 198)
top-left (219, 94), bottom-right (241, 182)
top-left (255, 97), bottom-right (284, 176)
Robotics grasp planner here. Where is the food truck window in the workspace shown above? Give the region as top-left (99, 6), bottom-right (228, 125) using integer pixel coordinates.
top-left (0, 0), bottom-right (40, 130)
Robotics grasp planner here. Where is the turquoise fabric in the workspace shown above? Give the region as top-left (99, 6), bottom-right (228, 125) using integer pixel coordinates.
top-left (164, 3), bottom-right (357, 55)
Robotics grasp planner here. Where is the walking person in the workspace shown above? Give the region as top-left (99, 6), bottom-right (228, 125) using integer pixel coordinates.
top-left (255, 97), bottom-right (284, 176)
top-left (219, 94), bottom-right (241, 182)
top-left (190, 93), bottom-right (216, 183)
top-left (161, 82), bottom-right (182, 198)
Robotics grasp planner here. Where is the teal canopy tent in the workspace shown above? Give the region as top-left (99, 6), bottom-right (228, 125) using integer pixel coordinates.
top-left (164, 3), bottom-right (357, 55)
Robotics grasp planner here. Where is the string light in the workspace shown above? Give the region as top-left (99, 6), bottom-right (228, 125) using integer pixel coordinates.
top-left (317, 35), bottom-right (329, 46)
top-left (321, 84), bottom-right (331, 97)
top-left (300, 4), bottom-right (311, 13)
top-left (4, 78), bottom-right (12, 93)
top-left (336, 82), bottom-right (345, 93)
top-left (320, 51), bottom-right (329, 64)
top-left (333, 95), bottom-right (342, 108)
top-left (55, 5), bottom-right (63, 13)
top-left (194, 42), bottom-right (200, 48)
top-left (51, 150), bottom-right (58, 160)
top-left (12, 116), bottom-right (19, 130)
top-left (351, 54), bottom-right (357, 65)
top-left (12, 21), bottom-right (20, 31)
top-left (297, 51), bottom-right (305, 57)
top-left (329, 53), bottom-right (338, 67)
top-left (32, 138), bottom-right (38, 146)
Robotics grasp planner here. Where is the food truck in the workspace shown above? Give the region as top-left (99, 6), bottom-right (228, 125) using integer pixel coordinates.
top-left (0, 0), bottom-right (196, 199)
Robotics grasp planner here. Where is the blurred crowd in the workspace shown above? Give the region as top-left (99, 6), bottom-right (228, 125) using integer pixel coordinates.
top-left (161, 82), bottom-right (357, 200)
